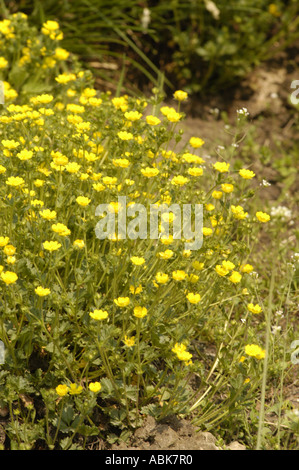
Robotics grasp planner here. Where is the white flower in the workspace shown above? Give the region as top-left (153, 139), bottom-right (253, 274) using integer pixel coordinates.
top-left (237, 107), bottom-right (249, 116)
top-left (261, 179), bottom-right (271, 187)
top-left (270, 206), bottom-right (292, 220)
top-left (141, 8), bottom-right (151, 31)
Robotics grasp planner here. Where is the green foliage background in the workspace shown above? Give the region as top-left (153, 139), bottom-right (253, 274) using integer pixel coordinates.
top-left (4, 0), bottom-right (299, 95)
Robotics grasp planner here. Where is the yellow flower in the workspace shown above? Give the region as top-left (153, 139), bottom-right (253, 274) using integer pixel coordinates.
top-left (158, 250), bottom-right (174, 260)
top-left (112, 96), bottom-right (128, 109)
top-left (90, 309), bottom-right (109, 320)
top-left (240, 264), bottom-right (254, 273)
top-left (146, 115), bottom-right (161, 126)
top-left (229, 271), bottom-right (242, 283)
top-left (133, 306), bottom-right (148, 318)
top-left (205, 203), bottom-right (215, 212)
top-left (182, 153), bottom-right (205, 164)
top-left (239, 168), bottom-right (255, 179)
top-left (160, 234), bottom-right (173, 245)
top-left (141, 167), bottom-right (159, 178)
top-left (89, 382), bottom-right (102, 393)
top-left (171, 175), bottom-right (189, 186)
top-left (155, 272), bottom-right (169, 284)
top-left (202, 227), bottom-right (213, 236)
top-left (66, 162), bottom-right (81, 174)
top-left (81, 87), bottom-right (97, 99)
top-left (1, 271), bottom-right (18, 285)
top-left (102, 176), bottom-right (118, 187)
top-left (124, 110), bottom-right (142, 121)
top-left (166, 110), bottom-right (182, 123)
top-left (131, 256), bottom-right (145, 266)
top-left (39, 209), bottom-right (57, 221)
top-left (3, 245), bottom-right (16, 256)
top-left (188, 167), bottom-right (203, 177)
top-left (213, 162), bottom-right (230, 173)
top-left (34, 179), bottom-right (45, 187)
top-left (114, 297), bottom-right (130, 307)
top-left (117, 131), bottom-right (133, 140)
top-left (41, 20), bottom-right (59, 34)
top-left (256, 211), bottom-right (270, 223)
top-left (129, 285), bottom-right (143, 295)
top-left (43, 241), bottom-right (61, 252)
top-left (76, 196), bottom-right (91, 207)
top-left (172, 270), bottom-right (187, 281)
top-left (173, 90), bottom-right (188, 101)
top-left (268, 3), bottom-right (281, 16)
top-left (56, 384), bottom-right (69, 397)
top-left (35, 286), bottom-right (51, 297)
top-left (68, 383), bottom-right (83, 395)
top-left (93, 182), bottom-right (105, 192)
top-left (231, 205), bottom-right (248, 220)
top-left (52, 153), bottom-right (68, 167)
top-left (54, 47), bottom-right (70, 61)
top-left (123, 335), bottom-right (135, 347)
top-left (1, 139), bottom-right (20, 149)
top-left (222, 260), bottom-right (235, 271)
top-left (31, 199), bottom-right (44, 208)
top-left (0, 57), bottom-right (8, 69)
top-left (0, 238), bottom-right (10, 248)
top-left (211, 190), bottom-right (222, 199)
top-left (172, 343), bottom-right (192, 364)
top-left (6, 176), bottom-right (25, 187)
top-left (186, 292), bottom-right (201, 304)
top-left (215, 265), bottom-right (229, 277)
top-left (52, 223), bottom-right (71, 237)
top-left (245, 344), bottom-right (266, 360)
top-left (192, 261), bottom-right (204, 271)
top-left (189, 137), bottom-right (205, 148)
top-left (112, 158), bottom-right (130, 168)
top-left (247, 303), bottom-right (262, 314)
top-left (55, 73), bottom-right (76, 84)
top-left (221, 183), bottom-right (234, 193)
top-left (160, 106), bottom-right (176, 117)
top-left (6, 256), bottom-right (16, 265)
top-left (183, 249), bottom-right (191, 258)
top-left (73, 239), bottom-right (85, 249)
top-left (30, 94), bottom-right (53, 105)
top-left (188, 274), bottom-right (199, 283)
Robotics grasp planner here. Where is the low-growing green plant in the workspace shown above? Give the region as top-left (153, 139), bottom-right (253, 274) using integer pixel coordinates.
top-left (0, 14), bottom-right (298, 450)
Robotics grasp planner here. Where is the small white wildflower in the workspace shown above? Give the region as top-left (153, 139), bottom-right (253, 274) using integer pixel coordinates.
top-left (237, 107), bottom-right (249, 116)
top-left (141, 8), bottom-right (151, 32)
top-left (205, 0), bottom-right (220, 20)
top-left (270, 205), bottom-right (292, 220)
top-left (261, 179), bottom-right (271, 187)
top-left (271, 325), bottom-right (282, 335)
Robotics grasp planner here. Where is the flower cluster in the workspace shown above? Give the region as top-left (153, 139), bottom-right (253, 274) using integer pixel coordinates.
top-left (0, 14), bottom-right (273, 446)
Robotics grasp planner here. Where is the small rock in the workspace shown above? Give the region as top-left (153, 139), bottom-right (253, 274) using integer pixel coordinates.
top-left (227, 441), bottom-right (246, 450)
top-left (196, 431), bottom-right (219, 450)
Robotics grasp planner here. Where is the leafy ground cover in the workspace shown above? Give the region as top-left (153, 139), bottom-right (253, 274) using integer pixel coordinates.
top-left (0, 11), bottom-right (298, 450)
